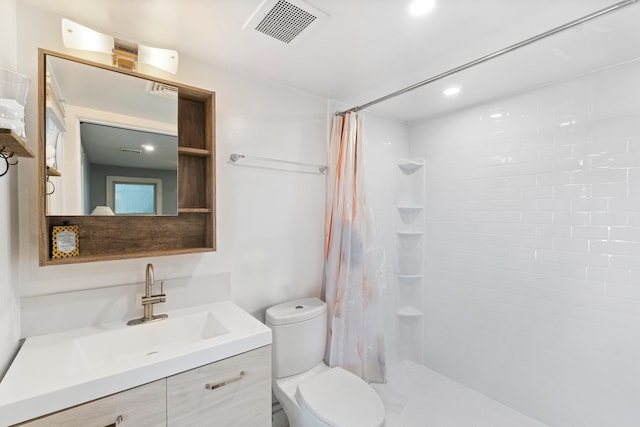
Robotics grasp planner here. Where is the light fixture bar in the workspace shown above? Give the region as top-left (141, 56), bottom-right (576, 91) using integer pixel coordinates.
top-left (113, 38), bottom-right (138, 70)
top-left (61, 18), bottom-right (179, 74)
top-left (61, 18), bottom-right (114, 54)
top-left (138, 45), bottom-right (179, 74)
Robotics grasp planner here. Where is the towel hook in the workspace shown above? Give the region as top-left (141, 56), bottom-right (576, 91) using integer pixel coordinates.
top-left (0, 149), bottom-right (13, 177)
top-left (5, 151), bottom-right (18, 166)
top-left (46, 176), bottom-right (56, 195)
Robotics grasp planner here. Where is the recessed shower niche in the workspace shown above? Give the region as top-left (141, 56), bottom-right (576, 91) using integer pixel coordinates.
top-left (395, 158), bottom-right (425, 363)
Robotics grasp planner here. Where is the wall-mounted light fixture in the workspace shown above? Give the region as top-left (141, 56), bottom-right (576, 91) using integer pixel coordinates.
top-left (61, 18), bottom-right (179, 74)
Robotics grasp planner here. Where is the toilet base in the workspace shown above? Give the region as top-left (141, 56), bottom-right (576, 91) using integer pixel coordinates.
top-left (273, 363), bottom-right (332, 427)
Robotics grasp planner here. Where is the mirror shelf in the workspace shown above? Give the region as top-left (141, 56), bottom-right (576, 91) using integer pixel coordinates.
top-left (38, 49), bottom-right (216, 266)
top-left (46, 165), bottom-right (61, 177)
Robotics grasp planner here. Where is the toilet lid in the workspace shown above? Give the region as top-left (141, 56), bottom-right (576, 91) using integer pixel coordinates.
top-left (295, 367), bottom-right (385, 427)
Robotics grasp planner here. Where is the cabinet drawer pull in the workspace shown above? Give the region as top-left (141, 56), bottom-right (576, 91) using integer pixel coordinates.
top-left (105, 415), bottom-right (124, 427)
top-left (205, 371), bottom-right (246, 390)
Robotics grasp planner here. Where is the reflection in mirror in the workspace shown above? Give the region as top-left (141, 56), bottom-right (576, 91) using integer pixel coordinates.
top-left (80, 123), bottom-right (177, 215)
top-left (45, 54), bottom-right (178, 216)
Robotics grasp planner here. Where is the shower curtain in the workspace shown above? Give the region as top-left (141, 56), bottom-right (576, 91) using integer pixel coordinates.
top-left (323, 112), bottom-right (386, 383)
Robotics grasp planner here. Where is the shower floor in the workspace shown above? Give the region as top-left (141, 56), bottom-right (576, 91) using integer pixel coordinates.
top-left (372, 361), bottom-right (548, 427)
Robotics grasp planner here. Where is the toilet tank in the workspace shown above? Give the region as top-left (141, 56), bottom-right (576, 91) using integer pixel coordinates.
top-left (265, 297), bottom-right (327, 378)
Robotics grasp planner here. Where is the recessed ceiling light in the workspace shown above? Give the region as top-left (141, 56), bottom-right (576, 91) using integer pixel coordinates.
top-left (409, 0), bottom-right (436, 16)
top-left (490, 113), bottom-right (503, 119)
top-left (443, 86), bottom-right (461, 96)
top-left (142, 144), bottom-right (155, 152)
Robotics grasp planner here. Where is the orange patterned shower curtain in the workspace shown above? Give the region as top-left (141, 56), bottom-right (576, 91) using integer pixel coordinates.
top-left (323, 112), bottom-right (386, 383)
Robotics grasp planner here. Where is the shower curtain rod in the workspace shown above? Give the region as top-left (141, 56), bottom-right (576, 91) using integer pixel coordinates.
top-left (335, 0), bottom-right (639, 116)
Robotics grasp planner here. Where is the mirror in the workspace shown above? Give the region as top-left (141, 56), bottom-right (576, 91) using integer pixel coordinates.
top-left (44, 54), bottom-right (178, 216)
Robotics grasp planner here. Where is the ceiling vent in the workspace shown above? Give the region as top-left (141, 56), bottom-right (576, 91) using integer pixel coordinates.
top-left (146, 81), bottom-right (179, 98)
top-left (244, 0), bottom-right (328, 45)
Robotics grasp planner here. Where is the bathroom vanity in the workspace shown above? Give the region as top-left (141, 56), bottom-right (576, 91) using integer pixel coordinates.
top-left (15, 347), bottom-right (269, 427)
top-left (0, 302), bottom-right (272, 427)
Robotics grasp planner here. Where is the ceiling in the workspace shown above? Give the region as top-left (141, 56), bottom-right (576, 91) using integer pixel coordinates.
top-left (81, 123), bottom-right (177, 170)
top-left (21, 0), bottom-right (640, 122)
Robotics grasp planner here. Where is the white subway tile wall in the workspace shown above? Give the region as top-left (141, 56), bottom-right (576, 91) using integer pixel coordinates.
top-left (409, 59), bottom-right (640, 426)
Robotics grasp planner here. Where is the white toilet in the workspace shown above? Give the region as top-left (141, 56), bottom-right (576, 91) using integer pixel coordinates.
top-left (266, 297), bottom-right (385, 427)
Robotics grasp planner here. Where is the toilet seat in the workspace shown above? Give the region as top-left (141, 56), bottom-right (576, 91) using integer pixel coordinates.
top-left (295, 367), bottom-right (385, 427)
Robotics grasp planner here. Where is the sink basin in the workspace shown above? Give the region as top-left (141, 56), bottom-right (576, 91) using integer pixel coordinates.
top-left (73, 311), bottom-right (229, 368)
top-left (0, 301), bottom-right (272, 427)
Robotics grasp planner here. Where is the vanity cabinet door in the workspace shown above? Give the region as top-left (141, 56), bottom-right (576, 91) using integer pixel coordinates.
top-left (167, 345), bottom-right (271, 427)
top-left (15, 379), bottom-right (166, 427)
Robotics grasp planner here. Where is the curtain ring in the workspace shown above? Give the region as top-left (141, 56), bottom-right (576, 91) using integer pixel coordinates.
top-left (46, 176), bottom-right (56, 195)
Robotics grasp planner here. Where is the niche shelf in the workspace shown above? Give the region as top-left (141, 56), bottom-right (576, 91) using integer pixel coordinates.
top-left (396, 306), bottom-right (423, 320)
top-left (397, 159), bottom-right (424, 175)
top-left (397, 205), bottom-right (423, 224)
top-left (397, 274), bottom-right (424, 281)
top-left (397, 205), bottom-right (423, 213)
top-left (38, 49), bottom-right (216, 266)
top-left (0, 128), bottom-right (35, 158)
top-left (397, 230), bottom-right (424, 238)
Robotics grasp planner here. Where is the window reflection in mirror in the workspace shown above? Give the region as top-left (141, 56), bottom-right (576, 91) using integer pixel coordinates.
top-left (107, 175), bottom-right (164, 215)
top-left (45, 54), bottom-right (178, 216)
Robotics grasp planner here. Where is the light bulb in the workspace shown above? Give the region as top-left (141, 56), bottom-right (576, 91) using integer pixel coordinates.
top-left (409, 0), bottom-right (436, 16)
top-left (443, 86), bottom-right (461, 96)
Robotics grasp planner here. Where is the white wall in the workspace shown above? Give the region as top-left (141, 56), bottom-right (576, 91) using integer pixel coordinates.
top-left (15, 3), bottom-right (327, 336)
top-left (0, 0), bottom-right (22, 375)
top-left (410, 59), bottom-right (640, 426)
top-left (361, 111), bottom-right (411, 266)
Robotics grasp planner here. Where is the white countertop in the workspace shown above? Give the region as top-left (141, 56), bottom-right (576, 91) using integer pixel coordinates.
top-left (0, 301), bottom-right (272, 427)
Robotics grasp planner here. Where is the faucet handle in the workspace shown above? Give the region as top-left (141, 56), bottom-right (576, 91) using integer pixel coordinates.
top-left (158, 281), bottom-right (166, 302)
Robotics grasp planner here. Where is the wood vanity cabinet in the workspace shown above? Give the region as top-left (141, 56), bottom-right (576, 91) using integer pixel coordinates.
top-left (15, 380), bottom-right (166, 427)
top-left (167, 345), bottom-right (271, 426)
top-left (13, 346), bottom-right (271, 427)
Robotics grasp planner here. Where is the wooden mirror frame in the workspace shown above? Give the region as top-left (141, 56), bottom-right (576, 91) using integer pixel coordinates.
top-left (38, 49), bottom-right (216, 266)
